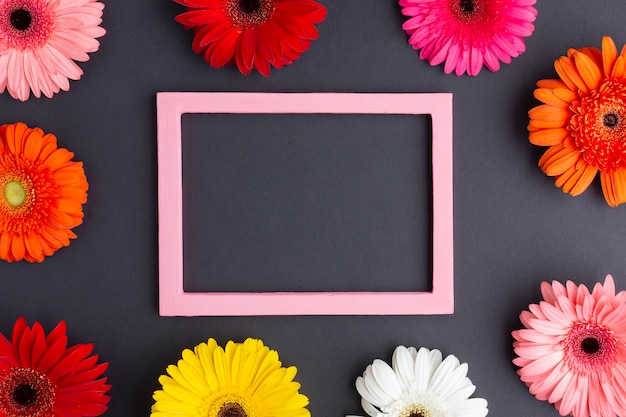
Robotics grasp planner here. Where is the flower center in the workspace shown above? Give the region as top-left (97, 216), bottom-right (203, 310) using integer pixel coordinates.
top-left (239, 0), bottom-right (260, 14)
top-left (218, 402), bottom-right (247, 417)
top-left (459, 0), bottom-right (476, 13)
top-left (0, 0), bottom-right (54, 50)
top-left (1, 172), bottom-right (35, 218)
top-left (581, 337), bottom-right (601, 354)
top-left (402, 405), bottom-right (432, 417)
top-left (13, 383), bottom-right (38, 406)
top-left (9, 7), bottom-right (30, 30)
top-left (0, 367), bottom-right (55, 417)
top-left (563, 322), bottom-right (618, 375)
top-left (3, 180), bottom-right (26, 207)
top-left (205, 393), bottom-right (257, 417)
top-left (223, 0), bottom-right (276, 27)
top-left (603, 110), bottom-right (620, 130)
top-left (571, 79), bottom-right (626, 171)
top-left (449, 0), bottom-right (484, 22)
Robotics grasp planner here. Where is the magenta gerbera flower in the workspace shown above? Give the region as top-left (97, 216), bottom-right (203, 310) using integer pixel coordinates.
top-left (0, 0), bottom-right (106, 101)
top-left (399, 0), bottom-right (537, 76)
top-left (512, 275), bottom-right (626, 417)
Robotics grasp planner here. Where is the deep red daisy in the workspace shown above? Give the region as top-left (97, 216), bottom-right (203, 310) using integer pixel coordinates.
top-left (0, 318), bottom-right (110, 417)
top-left (174, 0), bottom-right (327, 76)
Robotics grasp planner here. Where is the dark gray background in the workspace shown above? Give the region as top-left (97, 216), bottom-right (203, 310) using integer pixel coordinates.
top-left (1, 1), bottom-right (626, 417)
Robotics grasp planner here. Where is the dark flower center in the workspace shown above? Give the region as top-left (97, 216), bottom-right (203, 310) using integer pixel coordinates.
top-left (408, 413), bottom-right (426, 417)
top-left (239, 0), bottom-right (261, 14)
top-left (0, 367), bottom-right (55, 417)
top-left (9, 8), bottom-right (31, 31)
top-left (224, 0), bottom-right (276, 27)
top-left (218, 402), bottom-right (247, 417)
top-left (581, 337), bottom-right (601, 354)
top-left (13, 383), bottom-right (37, 406)
top-left (459, 0), bottom-right (476, 13)
top-left (603, 111), bottom-right (620, 131)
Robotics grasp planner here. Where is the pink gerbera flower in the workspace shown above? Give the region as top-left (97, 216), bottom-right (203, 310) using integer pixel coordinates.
top-left (512, 275), bottom-right (626, 417)
top-left (399, 0), bottom-right (537, 76)
top-left (0, 0), bottom-right (106, 101)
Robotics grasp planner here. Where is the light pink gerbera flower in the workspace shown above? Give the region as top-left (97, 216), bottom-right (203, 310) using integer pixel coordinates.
top-left (512, 275), bottom-right (626, 417)
top-left (0, 0), bottom-right (106, 101)
top-left (399, 0), bottom-right (537, 76)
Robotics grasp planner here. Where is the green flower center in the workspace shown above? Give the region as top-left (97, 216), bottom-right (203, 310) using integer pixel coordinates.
top-left (3, 180), bottom-right (26, 207)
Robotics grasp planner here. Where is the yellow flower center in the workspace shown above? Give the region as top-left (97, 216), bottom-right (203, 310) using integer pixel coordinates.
top-left (205, 392), bottom-right (257, 417)
top-left (402, 404), bottom-right (432, 417)
top-left (0, 173), bottom-right (35, 218)
top-left (3, 180), bottom-right (26, 207)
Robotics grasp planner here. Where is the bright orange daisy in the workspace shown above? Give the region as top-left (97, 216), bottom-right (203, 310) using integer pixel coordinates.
top-left (0, 122), bottom-right (88, 262)
top-left (529, 36), bottom-right (626, 207)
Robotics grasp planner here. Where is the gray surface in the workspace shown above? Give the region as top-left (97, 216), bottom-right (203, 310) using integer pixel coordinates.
top-left (1, 1), bottom-right (626, 417)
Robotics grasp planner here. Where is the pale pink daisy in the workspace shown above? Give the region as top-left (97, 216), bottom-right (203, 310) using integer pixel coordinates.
top-left (399, 0), bottom-right (537, 76)
top-left (0, 0), bottom-right (105, 101)
top-left (512, 275), bottom-right (626, 417)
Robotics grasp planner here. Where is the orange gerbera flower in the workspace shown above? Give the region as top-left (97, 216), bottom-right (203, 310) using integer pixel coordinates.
top-left (529, 36), bottom-right (626, 207)
top-left (0, 122), bottom-right (88, 262)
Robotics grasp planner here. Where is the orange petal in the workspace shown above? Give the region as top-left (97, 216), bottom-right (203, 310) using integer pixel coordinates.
top-left (11, 234), bottom-right (25, 261)
top-left (542, 146), bottom-right (580, 176)
top-left (537, 79), bottom-right (568, 89)
top-left (570, 164), bottom-right (598, 196)
top-left (552, 88), bottom-right (578, 103)
top-left (534, 88), bottom-right (570, 108)
top-left (555, 165), bottom-right (578, 188)
top-left (611, 56), bottom-right (626, 79)
top-left (573, 51), bottom-right (602, 90)
top-left (601, 171), bottom-right (619, 207)
top-left (602, 36), bottom-right (618, 76)
top-left (24, 232), bottom-right (44, 262)
top-left (529, 128), bottom-right (569, 146)
top-left (555, 56), bottom-right (589, 94)
top-left (529, 105), bottom-right (571, 122)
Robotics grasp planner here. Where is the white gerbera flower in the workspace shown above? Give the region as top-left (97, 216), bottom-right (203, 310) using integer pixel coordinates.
top-left (350, 346), bottom-right (488, 417)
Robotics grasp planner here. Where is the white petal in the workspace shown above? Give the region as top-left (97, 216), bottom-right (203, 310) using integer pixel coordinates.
top-left (361, 398), bottom-right (382, 417)
top-left (371, 359), bottom-right (403, 399)
top-left (392, 346), bottom-right (415, 391)
top-left (414, 347), bottom-right (439, 390)
top-left (429, 354), bottom-right (461, 396)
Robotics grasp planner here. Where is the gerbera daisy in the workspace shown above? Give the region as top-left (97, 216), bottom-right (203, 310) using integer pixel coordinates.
top-left (151, 338), bottom-right (310, 417)
top-left (0, 317), bottom-right (111, 417)
top-left (0, 122), bottom-right (88, 262)
top-left (512, 275), bottom-right (626, 417)
top-left (399, 0), bottom-right (537, 76)
top-left (0, 0), bottom-right (106, 101)
top-left (173, 0), bottom-right (327, 76)
top-left (528, 36), bottom-right (626, 207)
top-left (349, 345), bottom-right (488, 417)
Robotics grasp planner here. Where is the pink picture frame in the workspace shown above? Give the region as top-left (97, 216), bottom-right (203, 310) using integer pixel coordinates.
top-left (157, 92), bottom-right (453, 316)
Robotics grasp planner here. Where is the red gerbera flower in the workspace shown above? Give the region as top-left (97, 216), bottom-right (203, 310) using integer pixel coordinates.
top-left (0, 317), bottom-right (110, 417)
top-left (173, 0), bottom-right (327, 76)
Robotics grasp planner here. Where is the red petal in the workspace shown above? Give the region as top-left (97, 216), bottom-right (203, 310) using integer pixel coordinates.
top-left (37, 334), bottom-right (68, 375)
top-left (47, 344), bottom-right (94, 382)
top-left (236, 29), bottom-right (256, 75)
top-left (208, 30), bottom-right (240, 68)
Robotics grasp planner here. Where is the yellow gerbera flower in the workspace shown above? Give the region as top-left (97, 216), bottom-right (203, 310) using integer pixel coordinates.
top-left (529, 36), bottom-right (626, 207)
top-left (151, 338), bottom-right (310, 417)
